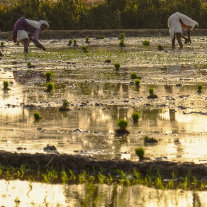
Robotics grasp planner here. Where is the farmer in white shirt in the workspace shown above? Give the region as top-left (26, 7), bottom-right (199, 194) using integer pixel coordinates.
top-left (168, 12), bottom-right (198, 49)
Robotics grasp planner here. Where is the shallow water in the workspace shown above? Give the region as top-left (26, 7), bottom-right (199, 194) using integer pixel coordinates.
top-left (0, 179), bottom-right (207, 207)
top-left (1, 37), bottom-right (207, 163)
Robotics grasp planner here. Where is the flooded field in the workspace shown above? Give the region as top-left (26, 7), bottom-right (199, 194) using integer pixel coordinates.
top-left (1, 179), bottom-right (207, 207)
top-left (1, 35), bottom-right (207, 206)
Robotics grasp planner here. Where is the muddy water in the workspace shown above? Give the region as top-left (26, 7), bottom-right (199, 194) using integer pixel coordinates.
top-left (0, 179), bottom-right (206, 207)
top-left (1, 37), bottom-right (207, 164)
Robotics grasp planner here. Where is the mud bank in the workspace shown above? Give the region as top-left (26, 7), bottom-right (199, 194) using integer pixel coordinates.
top-left (1, 29), bottom-right (207, 39)
top-left (1, 151), bottom-right (207, 181)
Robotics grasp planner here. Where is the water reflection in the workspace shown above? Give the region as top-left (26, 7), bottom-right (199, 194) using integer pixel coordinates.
top-left (1, 179), bottom-right (207, 207)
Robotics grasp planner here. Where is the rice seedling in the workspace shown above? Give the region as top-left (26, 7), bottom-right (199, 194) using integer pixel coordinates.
top-left (119, 33), bottom-right (125, 40)
top-left (45, 71), bottom-right (53, 82)
top-left (119, 39), bottom-right (126, 47)
top-left (34, 112), bottom-right (41, 121)
top-left (46, 82), bottom-right (55, 92)
top-left (130, 73), bottom-right (138, 79)
top-left (59, 99), bottom-right (70, 111)
top-left (47, 168), bottom-right (58, 182)
top-left (85, 37), bottom-right (90, 44)
top-left (144, 136), bottom-right (158, 144)
top-left (73, 39), bottom-right (77, 47)
top-left (158, 44), bottom-right (164, 50)
top-left (68, 169), bottom-right (76, 181)
top-left (96, 35), bottom-right (105, 39)
top-left (98, 173), bottom-right (105, 184)
top-left (148, 87), bottom-right (158, 99)
top-left (135, 147), bottom-right (144, 160)
top-left (116, 119), bottom-right (128, 134)
top-left (3, 81), bottom-right (9, 90)
top-left (61, 169), bottom-right (68, 183)
top-left (155, 173), bottom-right (164, 189)
top-left (197, 84), bottom-right (203, 93)
top-left (135, 79), bottom-right (141, 88)
top-left (79, 171), bottom-right (87, 183)
top-left (27, 62), bottom-right (32, 68)
top-left (0, 41), bottom-right (4, 47)
top-left (114, 63), bottom-right (120, 70)
top-left (82, 46), bottom-right (88, 53)
top-left (106, 175), bottom-right (113, 184)
top-left (132, 112), bottom-right (140, 123)
top-left (68, 39), bottom-right (73, 46)
top-left (142, 40), bottom-right (150, 46)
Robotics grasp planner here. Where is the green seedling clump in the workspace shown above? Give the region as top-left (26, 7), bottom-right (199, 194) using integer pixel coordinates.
top-left (135, 79), bottom-right (141, 88)
top-left (0, 41), bottom-right (4, 47)
top-left (135, 147), bottom-right (145, 160)
top-left (3, 81), bottom-right (9, 90)
top-left (46, 82), bottom-right (55, 92)
top-left (27, 62), bottom-right (32, 68)
top-left (85, 37), bottom-right (90, 44)
top-left (197, 84), bottom-right (203, 93)
top-left (59, 100), bottom-right (70, 111)
top-left (96, 35), bottom-right (105, 39)
top-left (116, 119), bottom-right (129, 134)
top-left (68, 39), bottom-right (73, 46)
top-left (144, 136), bottom-right (158, 145)
top-left (34, 112), bottom-right (41, 121)
top-left (119, 39), bottom-right (126, 47)
top-left (148, 87), bottom-right (158, 99)
top-left (132, 112), bottom-right (140, 123)
top-left (119, 33), bottom-right (125, 40)
top-left (142, 40), bottom-right (150, 46)
top-left (158, 44), bottom-right (164, 50)
top-left (73, 39), bottom-right (77, 47)
top-left (45, 71), bottom-right (53, 82)
top-left (82, 46), bottom-right (88, 53)
top-left (114, 63), bottom-right (120, 70)
top-left (130, 73), bottom-right (138, 80)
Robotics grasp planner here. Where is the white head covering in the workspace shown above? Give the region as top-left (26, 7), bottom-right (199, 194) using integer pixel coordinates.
top-left (168, 12), bottom-right (198, 39)
top-left (25, 19), bottom-right (49, 29)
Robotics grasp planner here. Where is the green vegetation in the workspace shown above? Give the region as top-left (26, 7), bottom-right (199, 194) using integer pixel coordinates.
top-left (68, 39), bottom-right (73, 46)
top-left (73, 39), bottom-right (77, 47)
top-left (117, 119), bottom-right (128, 130)
top-left (0, 0), bottom-right (206, 31)
top-left (142, 41), bottom-right (150, 46)
top-left (3, 81), bottom-right (9, 90)
top-left (158, 44), bottom-right (164, 51)
top-left (85, 37), bottom-right (90, 44)
top-left (132, 112), bottom-right (140, 123)
top-left (45, 71), bottom-right (53, 82)
top-left (96, 35), bottom-right (105, 39)
top-left (34, 112), bottom-right (41, 121)
top-left (82, 46), bottom-right (88, 53)
top-left (130, 73), bottom-right (138, 80)
top-left (119, 39), bottom-right (126, 47)
top-left (0, 42), bottom-right (4, 47)
top-left (59, 100), bottom-right (70, 111)
top-left (114, 63), bottom-right (120, 70)
top-left (27, 62), bottom-right (32, 68)
top-left (197, 84), bottom-right (203, 93)
top-left (144, 136), bottom-right (158, 144)
top-left (148, 87), bottom-right (158, 99)
top-left (135, 147), bottom-right (145, 160)
top-left (119, 33), bottom-right (125, 40)
top-left (135, 79), bottom-right (141, 88)
top-left (46, 82), bottom-right (55, 92)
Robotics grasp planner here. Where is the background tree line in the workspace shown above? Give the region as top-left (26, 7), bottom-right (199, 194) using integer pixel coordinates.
top-left (0, 0), bottom-right (206, 31)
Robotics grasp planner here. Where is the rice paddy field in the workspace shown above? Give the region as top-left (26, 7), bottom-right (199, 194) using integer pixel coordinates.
top-left (1, 35), bottom-right (207, 206)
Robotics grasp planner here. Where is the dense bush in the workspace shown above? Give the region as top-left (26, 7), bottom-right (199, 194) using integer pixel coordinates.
top-left (0, 0), bottom-right (206, 31)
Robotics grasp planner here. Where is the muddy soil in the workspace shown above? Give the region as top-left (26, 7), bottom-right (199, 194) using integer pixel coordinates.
top-left (1, 150), bottom-right (207, 181)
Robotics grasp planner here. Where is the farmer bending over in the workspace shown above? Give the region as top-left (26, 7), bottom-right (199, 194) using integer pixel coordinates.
top-left (13, 17), bottom-right (49, 53)
top-left (168, 12), bottom-right (198, 49)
